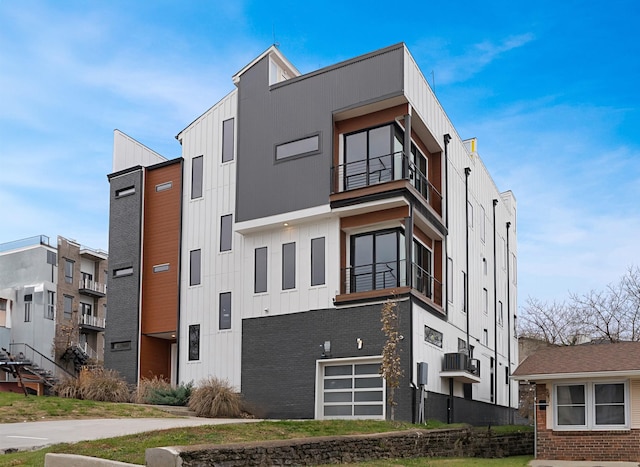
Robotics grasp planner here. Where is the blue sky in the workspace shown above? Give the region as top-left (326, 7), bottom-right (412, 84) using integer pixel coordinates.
top-left (1, 1), bottom-right (638, 305)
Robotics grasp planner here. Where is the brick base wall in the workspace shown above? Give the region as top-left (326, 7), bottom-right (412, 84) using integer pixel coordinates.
top-left (535, 383), bottom-right (640, 462)
top-left (147, 428), bottom-right (533, 466)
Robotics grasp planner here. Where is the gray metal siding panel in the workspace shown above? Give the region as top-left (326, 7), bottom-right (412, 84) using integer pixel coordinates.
top-left (104, 170), bottom-right (143, 384)
top-left (241, 301), bottom-right (412, 421)
top-left (236, 46), bottom-right (405, 222)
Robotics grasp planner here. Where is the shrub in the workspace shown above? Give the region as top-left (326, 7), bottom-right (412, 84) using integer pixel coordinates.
top-left (135, 376), bottom-right (193, 406)
top-left (134, 376), bottom-right (171, 404)
top-left (188, 377), bottom-right (245, 418)
top-left (77, 367), bottom-right (131, 402)
top-left (53, 377), bottom-right (80, 399)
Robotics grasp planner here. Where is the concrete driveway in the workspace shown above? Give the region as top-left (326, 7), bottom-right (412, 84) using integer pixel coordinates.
top-left (0, 417), bottom-right (260, 453)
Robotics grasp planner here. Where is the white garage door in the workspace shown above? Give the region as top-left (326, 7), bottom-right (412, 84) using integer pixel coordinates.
top-left (319, 358), bottom-right (385, 419)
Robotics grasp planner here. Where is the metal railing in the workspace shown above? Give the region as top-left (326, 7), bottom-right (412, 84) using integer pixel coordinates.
top-left (8, 342), bottom-right (75, 381)
top-left (78, 278), bottom-right (107, 295)
top-left (78, 342), bottom-right (98, 360)
top-left (442, 352), bottom-right (481, 377)
top-left (0, 235), bottom-right (50, 253)
top-left (342, 260), bottom-right (441, 304)
top-left (331, 152), bottom-right (442, 212)
top-left (80, 313), bottom-right (106, 329)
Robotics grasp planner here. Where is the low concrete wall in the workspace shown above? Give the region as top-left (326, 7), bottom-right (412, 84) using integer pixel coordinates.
top-left (146, 428), bottom-right (533, 466)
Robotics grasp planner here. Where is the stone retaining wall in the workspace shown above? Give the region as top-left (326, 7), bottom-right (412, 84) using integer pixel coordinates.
top-left (146, 428), bottom-right (533, 466)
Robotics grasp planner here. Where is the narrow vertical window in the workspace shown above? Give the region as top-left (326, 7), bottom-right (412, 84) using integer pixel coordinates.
top-left (498, 300), bottom-right (504, 325)
top-left (461, 271), bottom-right (467, 313)
top-left (311, 237), bottom-right (325, 286)
top-left (24, 294), bottom-right (32, 322)
top-left (189, 249), bottom-right (201, 286)
top-left (191, 156), bottom-right (203, 199)
top-left (64, 295), bottom-right (73, 320)
top-left (447, 257), bottom-right (453, 303)
top-left (254, 247), bottom-right (268, 293)
top-left (222, 118), bottom-right (234, 162)
top-left (188, 324), bottom-right (200, 361)
top-left (46, 290), bottom-right (55, 320)
top-left (282, 242), bottom-right (296, 290)
top-left (220, 214), bottom-right (232, 252)
top-left (483, 288), bottom-right (488, 314)
top-left (480, 205), bottom-right (486, 243)
top-left (65, 259), bottom-right (74, 284)
top-left (219, 292), bottom-right (231, 330)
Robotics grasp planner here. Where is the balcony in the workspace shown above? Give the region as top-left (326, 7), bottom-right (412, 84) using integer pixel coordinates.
top-left (337, 259), bottom-right (442, 306)
top-left (330, 152), bottom-right (442, 215)
top-left (79, 313), bottom-right (105, 331)
top-left (78, 278), bottom-right (106, 298)
top-left (440, 352), bottom-right (481, 384)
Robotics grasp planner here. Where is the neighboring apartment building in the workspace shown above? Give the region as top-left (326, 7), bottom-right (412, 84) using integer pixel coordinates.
top-left (0, 235), bottom-right (107, 388)
top-left (105, 43), bottom-right (518, 424)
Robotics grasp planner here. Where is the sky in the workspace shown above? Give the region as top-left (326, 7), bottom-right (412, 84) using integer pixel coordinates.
top-left (1, 1), bottom-right (639, 307)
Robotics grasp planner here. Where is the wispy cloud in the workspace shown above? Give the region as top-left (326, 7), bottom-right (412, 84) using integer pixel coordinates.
top-left (412, 33), bottom-right (535, 86)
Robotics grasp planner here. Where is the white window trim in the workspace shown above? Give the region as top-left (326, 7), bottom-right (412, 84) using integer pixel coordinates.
top-left (552, 380), bottom-right (630, 431)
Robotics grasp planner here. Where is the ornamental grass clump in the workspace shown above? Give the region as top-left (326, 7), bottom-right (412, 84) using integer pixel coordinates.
top-left (77, 367), bottom-right (131, 402)
top-left (188, 377), bottom-right (244, 418)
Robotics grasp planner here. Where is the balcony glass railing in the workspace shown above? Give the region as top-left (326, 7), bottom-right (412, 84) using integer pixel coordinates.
top-left (80, 313), bottom-right (106, 329)
top-left (331, 152), bottom-right (442, 212)
top-left (342, 260), bottom-right (442, 304)
top-left (79, 278), bottom-right (107, 295)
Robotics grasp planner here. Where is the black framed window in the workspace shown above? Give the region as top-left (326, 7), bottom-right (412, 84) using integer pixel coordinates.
top-left (46, 290), bottom-right (55, 320)
top-left (282, 242), bottom-right (296, 290)
top-left (219, 292), bottom-right (231, 330)
top-left (190, 249), bottom-right (201, 286)
top-left (222, 118), bottom-right (234, 162)
top-left (65, 259), bottom-right (74, 284)
top-left (188, 324), bottom-right (200, 361)
top-left (255, 247), bottom-right (267, 293)
top-left (350, 229), bottom-right (404, 293)
top-left (191, 156), bottom-right (203, 199)
top-left (311, 237), bottom-right (325, 286)
top-left (343, 123), bottom-right (403, 190)
top-left (220, 214), bottom-right (232, 252)
top-left (64, 295), bottom-right (73, 320)
top-left (412, 239), bottom-right (432, 298)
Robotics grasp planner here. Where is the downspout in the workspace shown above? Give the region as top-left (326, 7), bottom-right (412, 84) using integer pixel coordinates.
top-left (492, 199), bottom-right (498, 405)
top-left (443, 134), bottom-right (451, 314)
top-left (506, 221), bottom-right (512, 422)
top-left (175, 158), bottom-right (185, 386)
top-left (464, 167), bottom-right (471, 352)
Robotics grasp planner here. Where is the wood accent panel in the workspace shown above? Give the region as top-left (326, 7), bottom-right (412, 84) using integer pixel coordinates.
top-left (340, 206), bottom-right (408, 230)
top-left (335, 286), bottom-right (411, 305)
top-left (139, 335), bottom-right (171, 381)
top-left (141, 161), bottom-right (182, 335)
top-left (333, 104), bottom-right (409, 168)
top-left (413, 227), bottom-right (433, 249)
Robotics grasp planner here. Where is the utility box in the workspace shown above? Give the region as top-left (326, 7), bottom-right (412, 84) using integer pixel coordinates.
top-left (417, 362), bottom-right (428, 386)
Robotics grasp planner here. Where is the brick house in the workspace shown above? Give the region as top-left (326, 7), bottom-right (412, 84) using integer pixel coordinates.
top-left (512, 341), bottom-right (640, 462)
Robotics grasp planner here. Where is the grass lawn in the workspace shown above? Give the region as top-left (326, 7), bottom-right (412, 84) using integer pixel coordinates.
top-left (0, 392), bottom-right (533, 466)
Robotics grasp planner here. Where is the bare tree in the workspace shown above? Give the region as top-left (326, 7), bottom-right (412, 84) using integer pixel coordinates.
top-left (520, 266), bottom-right (640, 344)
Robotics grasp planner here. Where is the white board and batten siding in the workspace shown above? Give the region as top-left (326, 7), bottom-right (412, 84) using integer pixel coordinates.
top-left (178, 90), bottom-right (243, 389)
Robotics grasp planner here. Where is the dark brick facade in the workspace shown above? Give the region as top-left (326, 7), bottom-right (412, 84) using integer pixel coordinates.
top-left (242, 300), bottom-right (518, 424)
top-left (535, 383), bottom-right (640, 462)
top-left (104, 168), bottom-right (144, 384)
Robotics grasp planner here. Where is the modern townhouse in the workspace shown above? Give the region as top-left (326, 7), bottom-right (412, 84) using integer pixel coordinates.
top-left (105, 43), bottom-right (518, 424)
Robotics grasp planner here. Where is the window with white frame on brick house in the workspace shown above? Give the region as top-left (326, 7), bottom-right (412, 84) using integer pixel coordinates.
top-left (554, 382), bottom-right (628, 430)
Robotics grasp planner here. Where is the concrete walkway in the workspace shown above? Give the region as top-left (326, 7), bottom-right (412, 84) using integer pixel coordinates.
top-left (530, 461), bottom-right (639, 466)
top-left (0, 417), bottom-right (260, 453)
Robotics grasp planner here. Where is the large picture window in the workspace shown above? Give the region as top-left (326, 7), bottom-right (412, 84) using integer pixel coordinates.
top-left (350, 229), bottom-right (404, 293)
top-left (554, 382), bottom-right (628, 430)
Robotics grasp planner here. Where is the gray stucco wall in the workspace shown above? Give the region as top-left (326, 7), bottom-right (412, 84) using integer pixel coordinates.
top-left (104, 168), bottom-right (143, 384)
top-left (236, 44), bottom-right (405, 222)
top-left (241, 301), bottom-right (413, 421)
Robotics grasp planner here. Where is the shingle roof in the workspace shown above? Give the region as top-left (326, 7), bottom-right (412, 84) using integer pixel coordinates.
top-left (512, 341), bottom-right (640, 379)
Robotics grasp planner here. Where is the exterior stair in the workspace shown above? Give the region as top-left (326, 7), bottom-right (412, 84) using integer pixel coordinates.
top-left (0, 345), bottom-right (74, 395)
